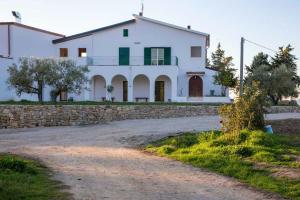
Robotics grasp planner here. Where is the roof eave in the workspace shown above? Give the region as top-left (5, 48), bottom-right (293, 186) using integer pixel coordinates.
top-left (52, 19), bottom-right (136, 44)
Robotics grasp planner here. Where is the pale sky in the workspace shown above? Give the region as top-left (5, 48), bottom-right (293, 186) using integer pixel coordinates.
top-left (1, 0), bottom-right (299, 74)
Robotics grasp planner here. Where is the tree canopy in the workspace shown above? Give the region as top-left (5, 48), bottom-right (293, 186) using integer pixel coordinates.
top-left (245, 45), bottom-right (299, 105)
top-left (47, 60), bottom-right (89, 102)
top-left (7, 58), bottom-right (54, 102)
top-left (210, 43), bottom-right (238, 95)
top-left (7, 58), bottom-right (89, 103)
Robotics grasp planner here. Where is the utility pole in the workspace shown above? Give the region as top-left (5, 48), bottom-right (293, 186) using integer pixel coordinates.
top-left (239, 37), bottom-right (245, 96)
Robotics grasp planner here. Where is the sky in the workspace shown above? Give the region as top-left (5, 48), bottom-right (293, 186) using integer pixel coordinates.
top-left (1, 0), bottom-right (299, 75)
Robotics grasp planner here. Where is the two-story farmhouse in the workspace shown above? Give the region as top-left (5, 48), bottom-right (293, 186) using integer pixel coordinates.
top-left (0, 14), bottom-right (230, 103)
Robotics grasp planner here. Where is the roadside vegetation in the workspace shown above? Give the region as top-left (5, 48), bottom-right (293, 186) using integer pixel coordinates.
top-left (146, 129), bottom-right (300, 199)
top-left (0, 154), bottom-right (71, 200)
top-left (146, 82), bottom-right (300, 199)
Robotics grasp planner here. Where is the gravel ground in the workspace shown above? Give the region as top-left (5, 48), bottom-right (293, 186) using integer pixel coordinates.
top-left (0, 113), bottom-right (298, 200)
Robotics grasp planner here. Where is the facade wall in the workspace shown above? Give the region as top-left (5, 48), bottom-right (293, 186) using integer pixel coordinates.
top-left (0, 16), bottom-right (227, 102)
top-left (0, 24), bottom-right (62, 101)
top-left (53, 18), bottom-right (221, 98)
top-left (0, 25), bottom-right (9, 56)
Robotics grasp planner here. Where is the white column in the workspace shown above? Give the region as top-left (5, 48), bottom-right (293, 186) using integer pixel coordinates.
top-left (84, 79), bottom-right (92, 101)
top-left (128, 79), bottom-right (133, 102)
top-left (149, 78), bottom-right (155, 102)
top-left (171, 77), bottom-right (177, 102)
top-left (106, 77), bottom-right (112, 101)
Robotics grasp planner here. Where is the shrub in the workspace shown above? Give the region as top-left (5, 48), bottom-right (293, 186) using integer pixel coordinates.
top-left (219, 82), bottom-right (267, 135)
top-left (252, 151), bottom-right (277, 162)
top-left (247, 131), bottom-right (274, 147)
top-left (234, 146), bottom-right (253, 157)
top-left (0, 156), bottom-right (27, 172)
top-left (157, 145), bottom-right (176, 154)
top-left (170, 134), bottom-right (198, 148)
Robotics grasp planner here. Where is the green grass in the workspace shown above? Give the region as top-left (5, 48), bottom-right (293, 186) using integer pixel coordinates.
top-left (0, 100), bottom-right (225, 106)
top-left (146, 130), bottom-right (300, 200)
top-left (0, 154), bottom-right (71, 200)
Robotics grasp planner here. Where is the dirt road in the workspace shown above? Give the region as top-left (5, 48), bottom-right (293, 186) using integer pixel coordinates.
top-left (0, 113), bottom-right (297, 200)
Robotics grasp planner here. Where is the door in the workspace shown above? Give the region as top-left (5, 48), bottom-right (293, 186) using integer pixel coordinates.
top-left (123, 81), bottom-right (128, 102)
top-left (189, 76), bottom-right (203, 97)
top-left (119, 47), bottom-right (130, 65)
top-left (155, 81), bottom-right (164, 101)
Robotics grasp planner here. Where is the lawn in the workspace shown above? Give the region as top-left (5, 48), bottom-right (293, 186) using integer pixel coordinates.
top-left (0, 154), bottom-right (71, 200)
top-left (146, 123), bottom-right (300, 200)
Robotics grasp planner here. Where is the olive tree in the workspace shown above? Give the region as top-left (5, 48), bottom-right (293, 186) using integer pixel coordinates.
top-left (47, 59), bottom-right (89, 102)
top-left (7, 57), bottom-right (54, 102)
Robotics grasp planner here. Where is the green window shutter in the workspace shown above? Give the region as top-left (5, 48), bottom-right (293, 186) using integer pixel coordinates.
top-left (123, 29), bottom-right (128, 37)
top-left (164, 47), bottom-right (171, 65)
top-left (144, 48), bottom-right (151, 65)
top-left (119, 47), bottom-right (130, 65)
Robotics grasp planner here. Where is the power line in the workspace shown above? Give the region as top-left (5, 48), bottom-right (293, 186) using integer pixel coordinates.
top-left (244, 39), bottom-right (277, 53)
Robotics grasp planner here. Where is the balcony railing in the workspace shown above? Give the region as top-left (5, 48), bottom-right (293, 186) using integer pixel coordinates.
top-left (86, 56), bottom-right (179, 66)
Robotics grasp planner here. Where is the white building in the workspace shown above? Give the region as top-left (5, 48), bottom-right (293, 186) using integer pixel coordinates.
top-left (0, 14), bottom-right (230, 103)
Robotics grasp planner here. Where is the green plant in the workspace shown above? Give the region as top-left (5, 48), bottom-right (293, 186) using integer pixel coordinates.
top-left (146, 130), bottom-right (300, 199)
top-left (219, 82), bottom-right (267, 135)
top-left (0, 154), bottom-right (71, 200)
top-left (0, 157), bottom-right (27, 172)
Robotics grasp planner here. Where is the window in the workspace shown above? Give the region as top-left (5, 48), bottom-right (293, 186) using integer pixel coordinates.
top-left (144, 47), bottom-right (171, 65)
top-left (191, 46), bottom-right (201, 57)
top-left (60, 48), bottom-right (68, 57)
top-left (151, 48), bottom-right (165, 65)
top-left (123, 29), bottom-right (128, 37)
top-left (78, 48), bottom-right (87, 57)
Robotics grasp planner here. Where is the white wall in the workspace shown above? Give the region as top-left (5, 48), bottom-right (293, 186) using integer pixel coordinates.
top-left (0, 25), bottom-right (9, 56)
top-left (0, 24), bottom-right (63, 101)
top-left (0, 17), bottom-right (224, 102)
top-left (53, 18), bottom-right (223, 100)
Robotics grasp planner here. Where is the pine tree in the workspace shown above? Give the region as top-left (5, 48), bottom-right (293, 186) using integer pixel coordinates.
top-left (210, 43), bottom-right (226, 70)
top-left (271, 44), bottom-right (299, 84)
top-left (246, 52), bottom-right (270, 74)
top-left (210, 43), bottom-right (237, 95)
top-left (271, 44), bottom-right (297, 71)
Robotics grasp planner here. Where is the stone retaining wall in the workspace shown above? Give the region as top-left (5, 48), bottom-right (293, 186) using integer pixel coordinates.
top-left (0, 105), bottom-right (299, 129)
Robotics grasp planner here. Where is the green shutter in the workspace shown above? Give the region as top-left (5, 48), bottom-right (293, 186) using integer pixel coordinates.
top-left (119, 47), bottom-right (130, 65)
top-left (144, 48), bottom-right (151, 65)
top-left (164, 47), bottom-right (171, 65)
top-left (123, 29), bottom-right (128, 37)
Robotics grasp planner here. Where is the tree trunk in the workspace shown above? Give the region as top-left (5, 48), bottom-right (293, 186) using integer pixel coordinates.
top-left (38, 81), bottom-right (43, 103)
top-left (270, 95), bottom-right (279, 105)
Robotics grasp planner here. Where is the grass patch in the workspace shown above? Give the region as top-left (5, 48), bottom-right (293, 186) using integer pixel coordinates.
top-left (146, 130), bottom-right (300, 200)
top-left (0, 154), bottom-right (71, 200)
top-left (0, 100), bottom-right (225, 106)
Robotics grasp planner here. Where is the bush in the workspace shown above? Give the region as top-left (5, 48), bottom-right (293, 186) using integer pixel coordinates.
top-left (219, 82), bottom-right (267, 135)
top-left (234, 146), bottom-right (253, 157)
top-left (0, 156), bottom-right (27, 172)
top-left (252, 151), bottom-right (277, 162)
top-left (247, 131), bottom-right (274, 147)
top-left (170, 134), bottom-right (198, 148)
top-left (157, 145), bottom-right (176, 154)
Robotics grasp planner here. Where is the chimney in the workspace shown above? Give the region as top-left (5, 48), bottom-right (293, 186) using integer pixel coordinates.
top-left (187, 25), bottom-right (191, 29)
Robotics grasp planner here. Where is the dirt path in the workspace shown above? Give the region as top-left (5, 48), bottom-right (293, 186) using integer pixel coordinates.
top-left (0, 113), bottom-right (297, 200)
